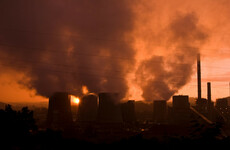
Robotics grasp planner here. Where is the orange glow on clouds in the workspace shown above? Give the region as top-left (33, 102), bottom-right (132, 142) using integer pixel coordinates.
top-left (82, 85), bottom-right (89, 95)
top-left (0, 69), bottom-right (47, 103)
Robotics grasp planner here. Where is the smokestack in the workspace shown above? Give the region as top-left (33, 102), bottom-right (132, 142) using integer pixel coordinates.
top-left (207, 82), bottom-right (211, 105)
top-left (197, 53), bottom-right (201, 101)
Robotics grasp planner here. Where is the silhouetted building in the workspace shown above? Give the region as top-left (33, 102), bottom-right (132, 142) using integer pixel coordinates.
top-left (196, 98), bottom-right (208, 111)
top-left (171, 95), bottom-right (191, 124)
top-left (77, 94), bottom-right (98, 122)
top-left (215, 97), bottom-right (230, 123)
top-left (135, 101), bottom-right (153, 123)
top-left (216, 97), bottom-right (230, 108)
top-left (121, 100), bottom-right (136, 123)
top-left (173, 95), bottom-right (190, 109)
top-left (47, 92), bottom-right (73, 129)
top-left (97, 93), bottom-right (122, 123)
top-left (153, 100), bottom-right (167, 124)
top-left (206, 82), bottom-right (216, 121)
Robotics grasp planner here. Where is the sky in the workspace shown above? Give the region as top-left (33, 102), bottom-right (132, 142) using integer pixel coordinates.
top-left (0, 0), bottom-right (230, 103)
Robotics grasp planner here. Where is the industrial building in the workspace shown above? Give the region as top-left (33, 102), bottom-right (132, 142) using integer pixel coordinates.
top-left (216, 97), bottom-right (230, 108)
top-left (171, 95), bottom-right (191, 124)
top-left (216, 97), bottom-right (230, 123)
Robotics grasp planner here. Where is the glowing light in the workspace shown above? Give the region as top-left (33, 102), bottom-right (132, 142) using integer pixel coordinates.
top-left (71, 95), bottom-right (80, 105)
top-left (82, 85), bottom-right (89, 95)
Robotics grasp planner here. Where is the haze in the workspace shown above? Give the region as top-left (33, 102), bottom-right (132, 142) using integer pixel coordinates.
top-left (0, 0), bottom-right (229, 103)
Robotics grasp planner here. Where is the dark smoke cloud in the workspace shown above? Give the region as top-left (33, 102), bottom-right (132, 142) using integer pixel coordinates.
top-left (135, 12), bottom-right (208, 100)
top-left (0, 0), bottom-right (135, 98)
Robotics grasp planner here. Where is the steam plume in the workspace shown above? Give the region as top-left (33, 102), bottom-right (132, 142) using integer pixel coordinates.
top-left (0, 0), bottom-right (135, 98)
top-left (135, 13), bottom-right (208, 100)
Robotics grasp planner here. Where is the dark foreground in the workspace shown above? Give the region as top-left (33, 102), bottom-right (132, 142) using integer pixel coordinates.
top-left (1, 105), bottom-right (230, 150)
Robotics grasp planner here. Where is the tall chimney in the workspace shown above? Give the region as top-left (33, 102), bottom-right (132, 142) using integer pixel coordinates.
top-left (197, 53), bottom-right (201, 101)
top-left (207, 82), bottom-right (213, 119)
top-left (207, 82), bottom-right (211, 105)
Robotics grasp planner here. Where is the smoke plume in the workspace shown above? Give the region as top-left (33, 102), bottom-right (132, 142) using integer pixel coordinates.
top-left (135, 12), bottom-right (208, 100)
top-left (0, 0), bottom-right (135, 98)
top-left (2, 1), bottom-right (224, 101)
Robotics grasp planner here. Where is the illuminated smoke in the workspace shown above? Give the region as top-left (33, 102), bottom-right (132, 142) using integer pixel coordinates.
top-left (0, 1), bottom-right (218, 101)
top-left (82, 85), bottom-right (89, 95)
top-left (135, 12), bottom-right (208, 100)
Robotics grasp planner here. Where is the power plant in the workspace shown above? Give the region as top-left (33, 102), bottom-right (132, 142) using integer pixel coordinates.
top-left (45, 53), bottom-right (230, 142)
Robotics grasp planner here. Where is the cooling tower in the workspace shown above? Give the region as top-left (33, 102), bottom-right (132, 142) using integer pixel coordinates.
top-left (153, 100), bottom-right (167, 123)
top-left (97, 93), bottom-right (122, 123)
top-left (47, 92), bottom-right (73, 129)
top-left (77, 94), bottom-right (98, 122)
top-left (121, 100), bottom-right (136, 123)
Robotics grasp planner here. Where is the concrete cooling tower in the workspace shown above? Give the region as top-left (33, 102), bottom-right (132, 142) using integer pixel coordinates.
top-left (47, 92), bottom-right (73, 129)
top-left (121, 100), bottom-right (136, 123)
top-left (97, 93), bottom-right (122, 123)
top-left (153, 100), bottom-right (167, 123)
top-left (77, 94), bottom-right (98, 122)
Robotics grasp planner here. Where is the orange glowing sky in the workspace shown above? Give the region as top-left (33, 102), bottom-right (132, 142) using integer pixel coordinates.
top-left (127, 0), bottom-right (230, 101)
top-left (0, 0), bottom-right (230, 103)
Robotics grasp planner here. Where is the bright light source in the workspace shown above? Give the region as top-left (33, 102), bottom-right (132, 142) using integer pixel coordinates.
top-left (71, 95), bottom-right (80, 105)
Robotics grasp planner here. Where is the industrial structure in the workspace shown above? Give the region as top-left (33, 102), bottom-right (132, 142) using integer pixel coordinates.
top-left (47, 92), bottom-right (73, 129)
top-left (171, 95), bottom-right (191, 124)
top-left (77, 94), bottom-right (98, 122)
top-left (196, 54), bottom-right (208, 112)
top-left (197, 54), bottom-right (202, 103)
top-left (153, 100), bottom-right (167, 124)
top-left (44, 53), bottom-right (230, 140)
top-left (121, 100), bottom-right (136, 123)
top-left (97, 93), bottom-right (123, 123)
top-left (216, 97), bottom-right (230, 123)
